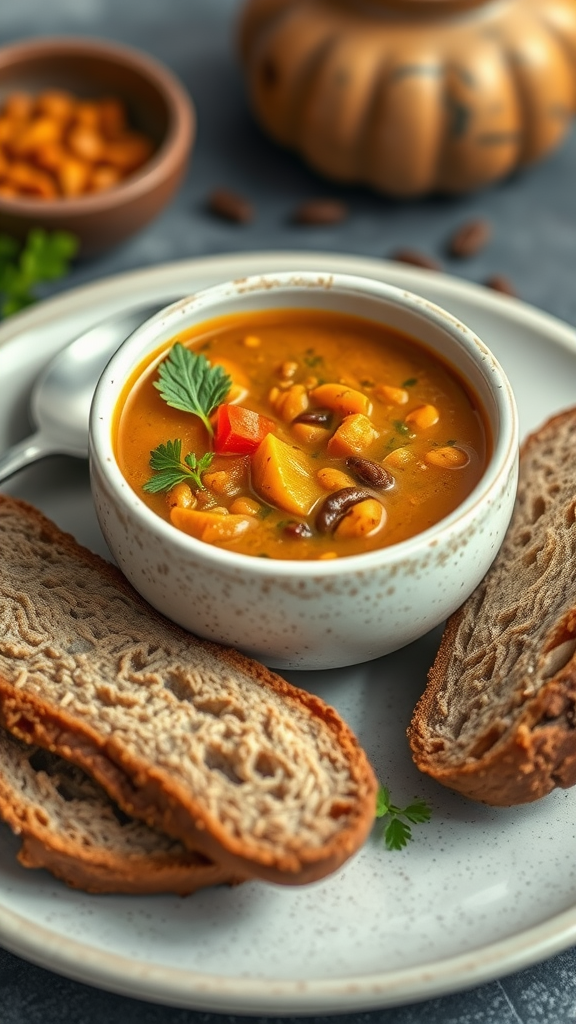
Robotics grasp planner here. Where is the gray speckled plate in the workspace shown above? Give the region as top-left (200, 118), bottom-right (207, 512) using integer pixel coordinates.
top-left (0, 252), bottom-right (575, 1015)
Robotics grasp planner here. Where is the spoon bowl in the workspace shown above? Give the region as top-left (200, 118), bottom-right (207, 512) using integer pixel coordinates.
top-left (0, 303), bottom-right (164, 483)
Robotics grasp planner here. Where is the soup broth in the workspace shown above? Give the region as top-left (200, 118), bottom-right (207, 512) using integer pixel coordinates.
top-left (114, 308), bottom-right (490, 560)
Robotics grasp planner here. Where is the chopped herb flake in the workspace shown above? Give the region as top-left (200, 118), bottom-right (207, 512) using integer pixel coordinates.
top-left (303, 348), bottom-right (324, 368)
top-left (393, 420), bottom-right (411, 435)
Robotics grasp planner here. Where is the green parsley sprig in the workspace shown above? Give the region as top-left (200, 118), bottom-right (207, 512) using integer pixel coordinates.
top-left (143, 440), bottom-right (214, 494)
top-left (375, 784), bottom-right (431, 851)
top-left (153, 342), bottom-right (232, 436)
top-left (0, 228), bottom-right (78, 317)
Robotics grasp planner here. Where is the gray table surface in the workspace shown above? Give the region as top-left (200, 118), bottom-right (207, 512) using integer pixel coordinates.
top-left (0, 1), bottom-right (575, 1022)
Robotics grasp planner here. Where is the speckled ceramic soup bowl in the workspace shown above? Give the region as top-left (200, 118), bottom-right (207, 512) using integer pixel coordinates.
top-left (89, 272), bottom-right (519, 671)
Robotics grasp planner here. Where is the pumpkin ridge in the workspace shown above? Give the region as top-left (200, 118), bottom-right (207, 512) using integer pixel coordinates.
top-left (300, 30), bottom-right (391, 181)
top-left (533, 6), bottom-right (576, 114)
top-left (357, 54), bottom-right (397, 184)
top-left (249, 6), bottom-right (344, 146)
top-left (294, 29), bottom-right (352, 158)
top-left (431, 59), bottom-right (450, 193)
top-left (436, 30), bottom-right (522, 193)
top-left (371, 53), bottom-right (446, 195)
top-left (495, 10), bottom-right (574, 165)
top-left (238, 0), bottom-right (294, 63)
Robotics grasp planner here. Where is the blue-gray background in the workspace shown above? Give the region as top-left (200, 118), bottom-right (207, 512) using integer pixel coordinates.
top-left (0, 1), bottom-right (575, 1022)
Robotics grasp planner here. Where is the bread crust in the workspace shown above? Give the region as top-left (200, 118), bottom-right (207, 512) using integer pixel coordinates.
top-left (409, 408), bottom-right (576, 806)
top-left (17, 834), bottom-right (235, 895)
top-left (0, 727), bottom-right (238, 895)
top-left (0, 495), bottom-right (378, 884)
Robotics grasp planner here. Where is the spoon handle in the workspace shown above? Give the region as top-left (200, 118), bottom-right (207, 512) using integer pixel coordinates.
top-left (0, 433), bottom-right (51, 484)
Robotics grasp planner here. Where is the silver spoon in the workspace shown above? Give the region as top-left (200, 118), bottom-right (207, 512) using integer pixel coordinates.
top-left (0, 302), bottom-right (165, 483)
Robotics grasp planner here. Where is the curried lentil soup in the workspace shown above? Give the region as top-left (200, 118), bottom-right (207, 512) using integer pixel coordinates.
top-left (114, 308), bottom-right (490, 560)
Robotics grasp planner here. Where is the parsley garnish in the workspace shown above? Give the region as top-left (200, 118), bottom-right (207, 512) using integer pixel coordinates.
top-left (402, 377), bottom-right (418, 387)
top-left (0, 228), bottom-right (78, 317)
top-left (153, 343), bottom-right (232, 436)
top-left (143, 439), bottom-right (214, 493)
top-left (375, 785), bottom-right (431, 850)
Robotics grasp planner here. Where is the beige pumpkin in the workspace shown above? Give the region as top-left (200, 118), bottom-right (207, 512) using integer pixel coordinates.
top-left (239, 0), bottom-right (576, 196)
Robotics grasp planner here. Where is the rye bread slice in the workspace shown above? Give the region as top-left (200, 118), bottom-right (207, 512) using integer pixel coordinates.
top-left (0, 496), bottom-right (377, 884)
top-left (0, 726), bottom-right (234, 894)
top-left (409, 408), bottom-right (576, 806)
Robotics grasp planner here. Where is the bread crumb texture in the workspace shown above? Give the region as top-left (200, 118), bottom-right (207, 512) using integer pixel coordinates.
top-left (0, 497), bottom-right (377, 882)
top-left (409, 409), bottom-right (576, 806)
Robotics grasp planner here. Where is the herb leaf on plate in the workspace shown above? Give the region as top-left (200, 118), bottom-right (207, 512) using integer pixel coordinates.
top-left (375, 784), bottom-right (431, 851)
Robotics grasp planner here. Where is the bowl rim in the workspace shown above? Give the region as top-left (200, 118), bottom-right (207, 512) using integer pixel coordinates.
top-left (90, 270), bottom-right (519, 578)
top-left (0, 34), bottom-right (195, 214)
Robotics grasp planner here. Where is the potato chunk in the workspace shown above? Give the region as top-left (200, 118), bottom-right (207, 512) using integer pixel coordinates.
top-left (170, 508), bottom-right (254, 543)
top-left (310, 382), bottom-right (372, 416)
top-left (327, 414), bottom-right (378, 457)
top-left (251, 433), bottom-right (323, 515)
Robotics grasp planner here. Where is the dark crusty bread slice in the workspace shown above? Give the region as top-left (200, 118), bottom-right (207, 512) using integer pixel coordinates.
top-left (409, 408), bottom-right (576, 806)
top-left (0, 495), bottom-right (377, 884)
top-left (0, 725), bottom-right (234, 894)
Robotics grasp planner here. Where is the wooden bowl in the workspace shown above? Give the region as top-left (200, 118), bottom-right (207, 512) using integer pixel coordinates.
top-left (0, 37), bottom-right (195, 254)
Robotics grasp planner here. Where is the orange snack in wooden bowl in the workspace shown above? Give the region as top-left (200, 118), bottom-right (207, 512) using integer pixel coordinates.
top-left (0, 89), bottom-right (154, 200)
top-left (0, 37), bottom-right (195, 254)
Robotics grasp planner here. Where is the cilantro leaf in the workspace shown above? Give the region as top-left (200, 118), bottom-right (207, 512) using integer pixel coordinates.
top-left (375, 783), bottom-right (431, 851)
top-left (184, 451), bottom-right (214, 477)
top-left (0, 235), bottom-right (19, 261)
top-left (0, 229), bottom-right (78, 318)
top-left (375, 786), bottom-right (391, 818)
top-left (21, 227), bottom-right (78, 281)
top-left (143, 439), bottom-right (214, 493)
top-left (403, 800), bottom-right (432, 825)
top-left (384, 817), bottom-right (413, 851)
top-left (154, 343), bottom-right (232, 436)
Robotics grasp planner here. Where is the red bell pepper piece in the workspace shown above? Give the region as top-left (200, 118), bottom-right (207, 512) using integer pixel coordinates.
top-left (214, 404), bottom-right (275, 455)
